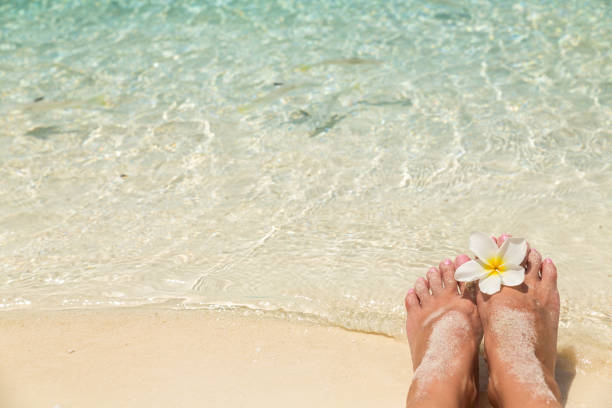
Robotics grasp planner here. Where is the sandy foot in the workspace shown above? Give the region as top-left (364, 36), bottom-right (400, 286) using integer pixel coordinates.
top-left (405, 260), bottom-right (482, 408)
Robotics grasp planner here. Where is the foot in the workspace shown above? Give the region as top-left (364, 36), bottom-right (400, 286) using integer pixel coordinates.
top-left (405, 258), bottom-right (483, 408)
top-left (477, 236), bottom-right (562, 407)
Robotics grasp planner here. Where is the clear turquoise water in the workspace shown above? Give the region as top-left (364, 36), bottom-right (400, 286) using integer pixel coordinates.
top-left (1, 1), bottom-right (611, 369)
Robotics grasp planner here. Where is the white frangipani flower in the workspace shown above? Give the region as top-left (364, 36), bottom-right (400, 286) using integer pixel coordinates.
top-left (455, 232), bottom-right (528, 295)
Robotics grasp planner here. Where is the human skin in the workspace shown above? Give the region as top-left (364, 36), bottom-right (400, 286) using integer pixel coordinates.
top-left (404, 259), bottom-right (482, 408)
top-left (405, 235), bottom-right (562, 408)
top-left (478, 236), bottom-right (562, 408)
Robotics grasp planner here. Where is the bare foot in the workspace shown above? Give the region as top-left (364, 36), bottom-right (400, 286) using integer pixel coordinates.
top-left (477, 236), bottom-right (562, 407)
top-left (405, 258), bottom-right (482, 408)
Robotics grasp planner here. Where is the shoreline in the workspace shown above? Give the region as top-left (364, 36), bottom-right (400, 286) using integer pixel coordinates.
top-left (1, 308), bottom-right (611, 407)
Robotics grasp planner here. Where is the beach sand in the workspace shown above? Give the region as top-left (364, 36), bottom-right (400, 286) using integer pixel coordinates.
top-left (1, 308), bottom-right (610, 408)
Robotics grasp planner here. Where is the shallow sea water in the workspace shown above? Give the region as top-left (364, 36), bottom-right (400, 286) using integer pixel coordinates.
top-left (1, 0), bottom-right (611, 371)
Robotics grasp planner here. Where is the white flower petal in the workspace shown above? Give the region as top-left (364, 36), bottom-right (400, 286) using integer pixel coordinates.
top-left (469, 232), bottom-right (499, 262)
top-left (455, 260), bottom-right (487, 282)
top-left (500, 238), bottom-right (527, 266)
top-left (478, 273), bottom-right (502, 295)
top-left (501, 265), bottom-right (525, 286)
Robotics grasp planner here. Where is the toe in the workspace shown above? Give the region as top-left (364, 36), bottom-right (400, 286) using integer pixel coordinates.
top-left (427, 267), bottom-right (444, 294)
top-left (497, 233), bottom-right (511, 246)
top-left (454, 254), bottom-right (471, 294)
top-left (414, 277), bottom-right (430, 305)
top-left (439, 259), bottom-right (457, 292)
top-left (455, 254), bottom-right (471, 267)
top-left (405, 289), bottom-right (420, 311)
top-left (524, 248), bottom-right (542, 286)
top-left (522, 242), bottom-right (531, 267)
top-left (541, 257), bottom-right (558, 289)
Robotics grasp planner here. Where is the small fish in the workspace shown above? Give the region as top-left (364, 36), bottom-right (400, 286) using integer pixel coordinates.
top-left (251, 84), bottom-right (300, 104)
top-left (434, 11), bottom-right (471, 21)
top-left (25, 126), bottom-right (61, 140)
top-left (357, 98), bottom-right (412, 107)
top-left (310, 114), bottom-right (346, 138)
top-left (297, 57), bottom-right (381, 72)
top-left (290, 109), bottom-right (310, 124)
top-left (320, 57), bottom-right (379, 66)
top-left (25, 126), bottom-right (80, 140)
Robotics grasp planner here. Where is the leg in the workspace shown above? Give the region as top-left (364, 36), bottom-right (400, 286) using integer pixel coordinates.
top-left (405, 259), bottom-right (482, 408)
top-left (478, 237), bottom-right (562, 407)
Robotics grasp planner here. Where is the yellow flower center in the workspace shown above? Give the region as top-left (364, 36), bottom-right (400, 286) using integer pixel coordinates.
top-left (485, 256), bottom-right (506, 277)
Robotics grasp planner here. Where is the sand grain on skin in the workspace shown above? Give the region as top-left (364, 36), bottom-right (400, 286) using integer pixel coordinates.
top-left (421, 308), bottom-right (445, 327)
top-left (490, 306), bottom-right (556, 402)
top-left (413, 311), bottom-right (470, 398)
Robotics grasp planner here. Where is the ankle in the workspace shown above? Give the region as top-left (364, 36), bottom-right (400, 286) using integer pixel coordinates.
top-left (488, 362), bottom-right (561, 407)
top-left (407, 378), bottom-right (477, 408)
top-left (407, 356), bottom-right (478, 408)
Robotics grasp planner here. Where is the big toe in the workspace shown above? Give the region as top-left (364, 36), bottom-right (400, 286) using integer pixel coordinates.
top-left (524, 248), bottom-right (542, 286)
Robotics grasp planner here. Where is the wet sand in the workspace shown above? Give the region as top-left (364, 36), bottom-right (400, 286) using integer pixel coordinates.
top-left (1, 308), bottom-right (610, 407)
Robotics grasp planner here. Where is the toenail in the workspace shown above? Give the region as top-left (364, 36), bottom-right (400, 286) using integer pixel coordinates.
top-left (428, 267), bottom-right (437, 273)
top-left (544, 257), bottom-right (552, 264)
top-left (407, 289), bottom-right (414, 294)
top-left (444, 259), bottom-right (452, 265)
